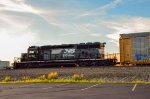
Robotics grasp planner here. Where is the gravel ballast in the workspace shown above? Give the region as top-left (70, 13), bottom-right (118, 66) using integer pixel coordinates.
top-left (0, 66), bottom-right (150, 82)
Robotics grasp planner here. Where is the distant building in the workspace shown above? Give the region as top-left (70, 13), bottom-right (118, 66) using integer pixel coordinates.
top-left (0, 60), bottom-right (10, 69)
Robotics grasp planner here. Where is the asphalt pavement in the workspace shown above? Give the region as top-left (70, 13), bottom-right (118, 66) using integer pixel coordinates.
top-left (0, 83), bottom-right (149, 99)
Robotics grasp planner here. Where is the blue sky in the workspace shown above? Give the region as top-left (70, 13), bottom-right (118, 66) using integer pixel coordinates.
top-left (0, 0), bottom-right (150, 61)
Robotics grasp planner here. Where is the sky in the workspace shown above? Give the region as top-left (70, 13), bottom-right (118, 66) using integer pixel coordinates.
top-left (0, 0), bottom-right (150, 61)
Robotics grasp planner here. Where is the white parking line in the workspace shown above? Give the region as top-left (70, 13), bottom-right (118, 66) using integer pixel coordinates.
top-left (42, 83), bottom-right (70, 90)
top-left (132, 84), bottom-right (137, 91)
top-left (81, 84), bottom-right (99, 91)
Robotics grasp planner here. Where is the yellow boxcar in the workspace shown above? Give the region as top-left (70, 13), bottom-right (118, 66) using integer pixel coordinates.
top-left (120, 32), bottom-right (150, 65)
top-left (120, 37), bottom-right (132, 65)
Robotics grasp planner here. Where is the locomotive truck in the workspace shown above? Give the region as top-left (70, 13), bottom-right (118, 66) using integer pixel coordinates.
top-left (14, 42), bottom-right (117, 69)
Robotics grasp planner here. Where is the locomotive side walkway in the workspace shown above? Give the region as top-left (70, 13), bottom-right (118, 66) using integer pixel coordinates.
top-left (0, 83), bottom-right (149, 99)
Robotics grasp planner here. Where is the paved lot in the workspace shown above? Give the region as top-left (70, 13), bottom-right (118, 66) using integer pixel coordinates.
top-left (0, 83), bottom-right (149, 99)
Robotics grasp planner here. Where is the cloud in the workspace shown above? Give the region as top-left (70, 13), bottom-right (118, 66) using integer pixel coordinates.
top-left (89, 33), bottom-right (101, 37)
top-left (105, 16), bottom-right (150, 45)
top-left (0, 0), bottom-right (65, 28)
top-left (77, 0), bottom-right (123, 18)
top-left (0, 0), bottom-right (39, 61)
top-left (0, 11), bottom-right (35, 37)
top-left (0, 13), bottom-right (38, 61)
top-left (0, 32), bottom-right (37, 61)
top-left (0, 0), bottom-right (38, 13)
top-left (59, 33), bottom-right (79, 36)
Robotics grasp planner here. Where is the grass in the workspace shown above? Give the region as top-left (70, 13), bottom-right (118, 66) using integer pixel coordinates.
top-left (0, 79), bottom-right (150, 84)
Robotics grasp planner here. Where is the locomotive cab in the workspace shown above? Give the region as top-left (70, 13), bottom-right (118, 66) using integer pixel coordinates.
top-left (27, 46), bottom-right (39, 61)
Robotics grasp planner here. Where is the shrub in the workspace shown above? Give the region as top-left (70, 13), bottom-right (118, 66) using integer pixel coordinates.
top-left (4, 76), bottom-right (11, 82)
top-left (72, 74), bottom-right (84, 81)
top-left (48, 72), bottom-right (58, 80)
top-left (22, 76), bottom-right (30, 81)
top-left (38, 75), bottom-right (46, 80)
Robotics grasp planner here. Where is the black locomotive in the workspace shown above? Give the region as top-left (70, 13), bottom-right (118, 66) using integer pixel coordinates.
top-left (14, 42), bottom-right (117, 68)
